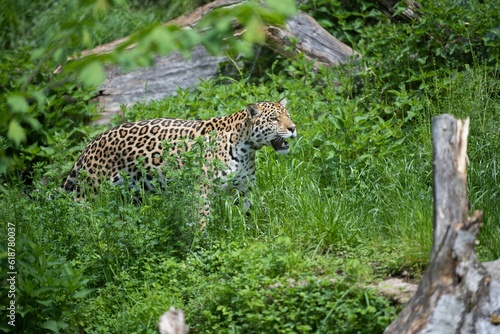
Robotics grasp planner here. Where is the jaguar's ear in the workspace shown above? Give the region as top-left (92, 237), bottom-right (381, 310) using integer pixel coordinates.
top-left (278, 97), bottom-right (287, 108)
top-left (246, 104), bottom-right (260, 118)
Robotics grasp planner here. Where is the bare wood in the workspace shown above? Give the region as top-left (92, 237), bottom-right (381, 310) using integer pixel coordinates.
top-left (266, 11), bottom-right (359, 67)
top-left (384, 114), bottom-right (500, 334)
top-left (484, 259), bottom-right (500, 281)
top-left (157, 307), bottom-right (189, 334)
top-left (167, 0), bottom-right (242, 27)
top-left (431, 116), bottom-right (469, 254)
top-left (77, 0), bottom-right (357, 123)
top-left (94, 45), bottom-right (227, 125)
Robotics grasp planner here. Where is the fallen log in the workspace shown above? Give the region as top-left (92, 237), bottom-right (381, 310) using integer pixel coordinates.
top-left (384, 115), bottom-right (500, 334)
top-left (266, 11), bottom-right (357, 67)
top-left (94, 45), bottom-right (227, 125)
top-left (66, 0), bottom-right (357, 124)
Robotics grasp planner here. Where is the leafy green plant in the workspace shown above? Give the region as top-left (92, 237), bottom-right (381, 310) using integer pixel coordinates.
top-left (0, 239), bottom-right (94, 333)
top-left (186, 240), bottom-right (398, 333)
top-left (299, 0), bottom-right (382, 45)
top-left (206, 276), bottom-right (398, 334)
top-left (72, 240), bottom-right (399, 334)
top-left (357, 0), bottom-right (500, 96)
top-left (0, 1), bottom-right (499, 333)
top-left (0, 0), bottom-right (297, 177)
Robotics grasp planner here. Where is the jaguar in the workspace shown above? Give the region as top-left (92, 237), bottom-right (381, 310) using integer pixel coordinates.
top-left (62, 97), bottom-right (296, 224)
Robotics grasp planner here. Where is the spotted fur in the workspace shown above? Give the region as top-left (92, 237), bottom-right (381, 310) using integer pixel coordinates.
top-left (62, 98), bottom-right (296, 222)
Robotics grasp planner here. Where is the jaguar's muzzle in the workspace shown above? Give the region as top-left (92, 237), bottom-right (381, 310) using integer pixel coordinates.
top-left (271, 136), bottom-right (290, 153)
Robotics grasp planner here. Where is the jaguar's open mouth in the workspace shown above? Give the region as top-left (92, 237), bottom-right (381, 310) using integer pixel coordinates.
top-left (271, 137), bottom-right (290, 152)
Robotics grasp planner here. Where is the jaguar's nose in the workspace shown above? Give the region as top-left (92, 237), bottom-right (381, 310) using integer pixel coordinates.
top-left (288, 126), bottom-right (297, 137)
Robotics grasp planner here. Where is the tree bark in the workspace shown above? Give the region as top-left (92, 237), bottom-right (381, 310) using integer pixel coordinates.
top-left (384, 115), bottom-right (500, 334)
top-left (94, 45), bottom-right (228, 125)
top-left (266, 11), bottom-right (358, 67)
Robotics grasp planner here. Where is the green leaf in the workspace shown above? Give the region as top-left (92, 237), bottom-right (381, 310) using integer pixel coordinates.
top-left (31, 90), bottom-right (46, 106)
top-left (147, 26), bottom-right (175, 54)
top-left (53, 47), bottom-right (67, 63)
top-left (243, 17), bottom-right (266, 44)
top-left (36, 299), bottom-right (55, 306)
top-left (42, 320), bottom-right (60, 333)
top-left (264, 0), bottom-right (297, 17)
top-left (93, 0), bottom-right (109, 15)
top-left (7, 120), bottom-right (26, 146)
top-left (24, 116), bottom-right (42, 131)
top-left (7, 94), bottom-right (29, 113)
top-left (42, 320), bottom-right (69, 333)
top-left (40, 146), bottom-right (56, 155)
top-left (72, 288), bottom-right (97, 299)
top-left (82, 28), bottom-right (93, 48)
top-left (79, 61), bottom-right (105, 87)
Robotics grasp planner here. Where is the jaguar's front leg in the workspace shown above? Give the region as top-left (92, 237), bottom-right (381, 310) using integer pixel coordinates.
top-left (232, 173), bottom-right (255, 213)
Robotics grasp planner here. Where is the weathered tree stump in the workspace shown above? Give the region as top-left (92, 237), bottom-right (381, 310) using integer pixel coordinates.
top-left (384, 115), bottom-right (500, 334)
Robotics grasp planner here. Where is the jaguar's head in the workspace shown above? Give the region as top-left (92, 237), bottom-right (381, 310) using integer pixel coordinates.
top-left (246, 97), bottom-right (297, 154)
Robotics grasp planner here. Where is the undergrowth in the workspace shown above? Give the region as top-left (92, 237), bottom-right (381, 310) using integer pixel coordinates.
top-left (1, 0), bottom-right (499, 333)
top-left (1, 64), bottom-right (499, 332)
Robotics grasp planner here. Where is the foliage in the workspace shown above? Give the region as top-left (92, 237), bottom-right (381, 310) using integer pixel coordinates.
top-left (0, 227), bottom-right (93, 333)
top-left (0, 0), bottom-right (296, 176)
top-left (297, 0), bottom-right (500, 123)
top-left (365, 1), bottom-right (499, 97)
top-left (298, 0), bottom-right (383, 45)
top-left (207, 277), bottom-right (396, 333)
top-left (193, 240), bottom-right (398, 334)
top-left (0, 0), bottom-right (499, 333)
top-left (2, 63), bottom-right (496, 332)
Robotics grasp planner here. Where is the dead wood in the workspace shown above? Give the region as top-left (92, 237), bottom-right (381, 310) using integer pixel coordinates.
top-left (157, 307), bottom-right (189, 334)
top-left (94, 45), bottom-right (227, 125)
top-left (266, 11), bottom-right (358, 67)
top-left (384, 114), bottom-right (500, 334)
top-left (59, 0), bottom-right (356, 124)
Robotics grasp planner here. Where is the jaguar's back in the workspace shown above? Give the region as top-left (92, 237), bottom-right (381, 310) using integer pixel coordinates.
top-left (62, 98), bottom-right (296, 202)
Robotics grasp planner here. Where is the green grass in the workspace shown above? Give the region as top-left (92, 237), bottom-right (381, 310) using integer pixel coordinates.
top-left (1, 63), bottom-right (498, 332)
top-left (1, 0), bottom-right (499, 331)
top-left (5, 0), bottom-right (211, 51)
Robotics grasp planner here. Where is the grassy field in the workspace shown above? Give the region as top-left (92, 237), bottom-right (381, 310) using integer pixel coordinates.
top-left (1, 0), bottom-right (500, 332)
top-left (1, 63), bottom-right (499, 333)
